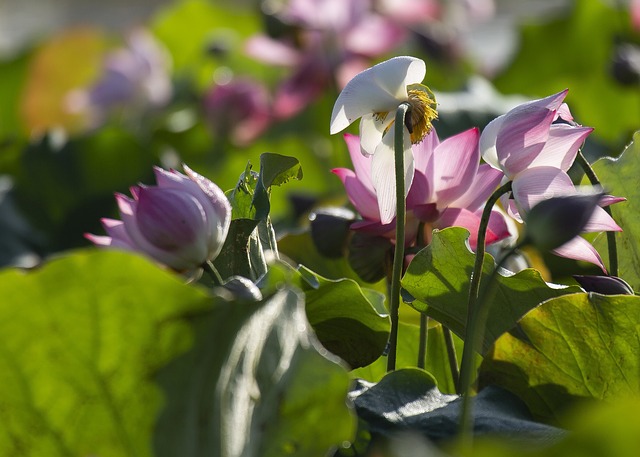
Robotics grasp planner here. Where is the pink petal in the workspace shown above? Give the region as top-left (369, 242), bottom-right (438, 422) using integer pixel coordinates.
top-left (453, 164), bottom-right (505, 212)
top-left (511, 167), bottom-right (576, 213)
top-left (600, 195), bottom-right (626, 207)
top-left (435, 207), bottom-right (503, 250)
top-left (525, 124), bottom-right (593, 172)
top-left (244, 35), bottom-right (301, 66)
top-left (344, 133), bottom-right (374, 192)
top-left (431, 127), bottom-right (480, 206)
top-left (351, 218), bottom-right (396, 236)
top-left (344, 13), bottom-right (406, 57)
top-left (371, 126), bottom-right (414, 224)
top-left (500, 109), bottom-right (556, 176)
top-left (332, 168), bottom-right (380, 220)
top-left (273, 56), bottom-right (330, 118)
top-left (552, 235), bottom-right (607, 272)
top-left (412, 128), bottom-right (439, 174)
top-left (582, 206), bottom-right (623, 233)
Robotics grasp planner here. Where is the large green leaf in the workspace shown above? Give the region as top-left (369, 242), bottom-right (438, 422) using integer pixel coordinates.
top-left (401, 228), bottom-right (582, 353)
top-left (262, 262), bottom-right (390, 369)
top-left (0, 249), bottom-right (210, 456)
top-left (590, 131), bottom-right (640, 290)
top-left (154, 286), bottom-right (356, 457)
top-left (495, 0), bottom-right (639, 143)
top-left (481, 293), bottom-right (640, 423)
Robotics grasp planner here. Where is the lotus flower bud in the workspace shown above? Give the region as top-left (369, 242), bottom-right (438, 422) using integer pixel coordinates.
top-left (86, 165), bottom-right (231, 273)
top-left (522, 192), bottom-right (604, 252)
top-left (573, 275), bottom-right (634, 295)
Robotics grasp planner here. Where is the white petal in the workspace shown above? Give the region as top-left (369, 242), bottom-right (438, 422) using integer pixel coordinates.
top-left (371, 126), bottom-right (414, 224)
top-left (479, 114), bottom-right (505, 172)
top-left (330, 56), bottom-right (426, 134)
top-left (359, 113), bottom-right (392, 156)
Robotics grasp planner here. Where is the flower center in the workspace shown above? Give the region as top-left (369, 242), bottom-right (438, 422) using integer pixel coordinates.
top-left (406, 84), bottom-right (438, 144)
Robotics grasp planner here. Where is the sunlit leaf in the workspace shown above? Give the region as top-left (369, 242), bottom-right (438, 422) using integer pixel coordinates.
top-left (402, 228), bottom-right (581, 353)
top-left (590, 131), bottom-right (640, 290)
top-left (481, 293), bottom-right (640, 423)
top-left (0, 250), bottom-right (210, 456)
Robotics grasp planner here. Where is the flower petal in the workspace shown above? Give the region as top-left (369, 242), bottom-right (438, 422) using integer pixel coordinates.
top-left (344, 13), bottom-right (405, 57)
top-left (244, 35), bottom-right (301, 66)
top-left (479, 114), bottom-right (504, 170)
top-left (344, 133), bottom-right (375, 192)
top-left (359, 113), bottom-right (391, 156)
top-left (511, 166), bottom-right (576, 213)
top-left (552, 235), bottom-right (607, 272)
top-left (453, 164), bottom-right (505, 212)
top-left (332, 168), bottom-right (380, 220)
top-left (525, 124), bottom-right (593, 172)
top-left (431, 127), bottom-right (480, 206)
top-left (371, 126), bottom-right (414, 224)
top-left (330, 56), bottom-right (426, 134)
top-left (582, 206), bottom-right (623, 233)
top-left (435, 207), bottom-right (505, 250)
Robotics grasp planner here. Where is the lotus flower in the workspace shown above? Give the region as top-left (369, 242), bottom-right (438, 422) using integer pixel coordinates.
top-left (86, 165), bottom-right (231, 273)
top-left (333, 128), bottom-right (511, 250)
top-left (479, 90), bottom-right (623, 270)
top-left (330, 56), bottom-right (438, 225)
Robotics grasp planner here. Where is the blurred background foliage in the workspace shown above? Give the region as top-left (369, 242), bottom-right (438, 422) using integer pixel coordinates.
top-left (0, 0), bottom-right (638, 279)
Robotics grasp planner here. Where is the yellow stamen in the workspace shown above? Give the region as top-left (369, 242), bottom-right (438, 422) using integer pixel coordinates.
top-left (406, 84), bottom-right (438, 144)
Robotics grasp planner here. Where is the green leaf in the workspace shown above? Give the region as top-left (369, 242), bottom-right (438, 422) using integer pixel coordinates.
top-left (351, 321), bottom-right (464, 395)
top-left (296, 265), bottom-right (389, 368)
top-left (590, 131), bottom-right (640, 290)
top-left (481, 293), bottom-right (640, 423)
top-left (213, 218), bottom-right (266, 281)
top-left (0, 249), bottom-right (210, 456)
top-left (155, 286), bottom-right (356, 457)
top-left (253, 152), bottom-right (303, 220)
top-left (401, 228), bottom-right (582, 353)
top-left (262, 262), bottom-right (390, 369)
top-left (494, 0), bottom-right (639, 143)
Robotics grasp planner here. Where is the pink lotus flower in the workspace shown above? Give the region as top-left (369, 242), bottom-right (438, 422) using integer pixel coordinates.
top-left (479, 90), bottom-right (622, 270)
top-left (86, 165), bottom-right (231, 273)
top-left (333, 128), bottom-right (511, 250)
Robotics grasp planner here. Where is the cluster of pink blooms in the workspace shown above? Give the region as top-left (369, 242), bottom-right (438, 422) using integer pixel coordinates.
top-left (330, 57), bottom-right (622, 272)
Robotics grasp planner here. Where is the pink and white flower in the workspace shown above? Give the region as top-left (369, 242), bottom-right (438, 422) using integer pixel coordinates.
top-left (333, 128), bottom-right (510, 250)
top-left (86, 165), bottom-right (231, 273)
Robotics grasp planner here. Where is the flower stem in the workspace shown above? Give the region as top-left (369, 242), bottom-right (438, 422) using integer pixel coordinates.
top-left (443, 326), bottom-right (460, 390)
top-left (458, 242), bottom-right (523, 442)
top-left (457, 181), bottom-right (512, 438)
top-left (418, 314), bottom-right (428, 369)
top-left (203, 260), bottom-right (223, 286)
top-left (386, 102), bottom-right (411, 372)
top-left (575, 151), bottom-right (619, 276)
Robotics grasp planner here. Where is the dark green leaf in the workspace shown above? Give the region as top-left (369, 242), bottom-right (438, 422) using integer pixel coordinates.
top-left (253, 153), bottom-right (303, 220)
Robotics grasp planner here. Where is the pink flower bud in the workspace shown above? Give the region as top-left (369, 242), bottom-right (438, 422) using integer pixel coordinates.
top-left (86, 165), bottom-right (231, 272)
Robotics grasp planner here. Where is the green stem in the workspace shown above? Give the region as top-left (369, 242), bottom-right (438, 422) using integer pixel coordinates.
top-left (457, 181), bottom-right (512, 441)
top-left (202, 260), bottom-right (223, 286)
top-left (575, 151), bottom-right (619, 276)
top-left (458, 243), bottom-right (523, 442)
top-left (386, 102), bottom-right (411, 372)
top-left (418, 314), bottom-right (428, 369)
top-left (416, 221), bottom-right (428, 369)
top-left (442, 326), bottom-right (460, 390)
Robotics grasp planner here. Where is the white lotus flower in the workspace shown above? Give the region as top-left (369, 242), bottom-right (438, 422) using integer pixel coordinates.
top-left (330, 56), bottom-right (437, 224)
